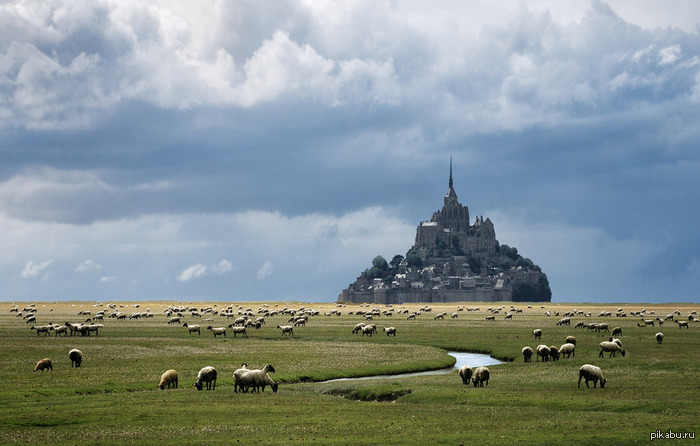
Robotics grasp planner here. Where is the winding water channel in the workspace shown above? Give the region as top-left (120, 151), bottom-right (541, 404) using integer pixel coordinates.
top-left (323, 352), bottom-right (504, 382)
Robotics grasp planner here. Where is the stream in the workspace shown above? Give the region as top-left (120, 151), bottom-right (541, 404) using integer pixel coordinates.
top-left (322, 351), bottom-right (504, 382)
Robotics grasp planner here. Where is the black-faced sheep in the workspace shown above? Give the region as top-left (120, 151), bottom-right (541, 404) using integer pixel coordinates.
top-left (226, 325), bottom-right (248, 338)
top-left (458, 365), bottom-right (473, 384)
top-left (578, 364), bottom-right (606, 388)
top-left (69, 349), bottom-right (83, 367)
top-left (383, 327), bottom-right (396, 336)
top-left (611, 327), bottom-right (622, 337)
top-left (558, 343), bottom-right (575, 359)
top-left (548, 345), bottom-right (560, 361)
top-left (33, 358), bottom-right (53, 372)
top-left (234, 364), bottom-right (276, 393)
top-left (599, 341), bottom-right (626, 358)
top-left (522, 346), bottom-right (533, 362)
top-left (655, 332), bottom-right (664, 344)
top-left (532, 329), bottom-right (542, 340)
top-left (194, 366), bottom-right (217, 390)
top-left (352, 322), bottom-right (366, 334)
top-left (471, 366), bottom-right (490, 387)
top-left (30, 325), bottom-right (52, 336)
top-left (158, 369), bottom-right (178, 390)
top-left (183, 323), bottom-right (200, 335)
top-left (676, 320), bottom-right (689, 329)
top-left (206, 326), bottom-right (226, 338)
top-left (168, 317), bottom-right (181, 325)
top-left (361, 325), bottom-right (375, 337)
top-left (536, 344), bottom-right (550, 362)
top-left (277, 325), bottom-right (293, 336)
top-left (556, 317), bottom-right (571, 326)
top-left (565, 336), bottom-right (576, 345)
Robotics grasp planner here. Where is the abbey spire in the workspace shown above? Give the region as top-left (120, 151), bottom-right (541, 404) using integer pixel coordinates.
top-left (445, 156), bottom-right (458, 205)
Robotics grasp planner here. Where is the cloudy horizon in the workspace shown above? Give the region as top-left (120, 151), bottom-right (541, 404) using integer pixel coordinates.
top-left (2, 0), bottom-right (699, 303)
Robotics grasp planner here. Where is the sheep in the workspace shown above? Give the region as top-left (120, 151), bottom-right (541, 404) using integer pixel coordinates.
top-left (522, 346), bottom-right (533, 362)
top-left (609, 337), bottom-right (622, 347)
top-left (536, 344), bottom-right (551, 362)
top-left (599, 341), bottom-right (626, 358)
top-left (485, 315), bottom-right (495, 321)
top-left (233, 364), bottom-right (276, 393)
top-left (556, 317), bottom-right (571, 326)
top-left (277, 325), bottom-right (293, 336)
top-left (232, 364), bottom-right (249, 393)
top-left (564, 335), bottom-right (576, 345)
top-left (33, 358), bottom-right (53, 372)
top-left (226, 325), bottom-right (248, 338)
top-left (578, 364), bottom-right (606, 388)
top-left (69, 349), bottom-right (83, 367)
top-left (559, 343), bottom-right (576, 359)
top-left (676, 320), bottom-right (689, 329)
top-left (611, 327), bottom-right (622, 337)
top-left (471, 366), bottom-right (490, 387)
top-left (53, 325), bottom-right (68, 337)
top-left (183, 323), bottom-right (201, 335)
top-left (168, 317), bottom-right (181, 325)
top-left (361, 325), bottom-right (375, 337)
top-left (596, 323), bottom-right (609, 333)
top-left (352, 322), bottom-right (366, 334)
top-left (532, 329), bottom-right (542, 340)
top-left (158, 369), bottom-right (178, 390)
top-left (383, 326), bottom-right (397, 336)
top-left (549, 345), bottom-right (560, 361)
top-left (655, 332), bottom-right (664, 344)
top-left (30, 325), bottom-right (52, 336)
top-left (194, 366), bottom-right (217, 390)
top-left (206, 326), bottom-right (226, 338)
top-left (458, 366), bottom-right (473, 384)
top-left (294, 318), bottom-right (306, 327)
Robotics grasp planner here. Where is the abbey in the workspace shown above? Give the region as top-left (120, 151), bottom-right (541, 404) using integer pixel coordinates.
top-left (338, 161), bottom-right (551, 304)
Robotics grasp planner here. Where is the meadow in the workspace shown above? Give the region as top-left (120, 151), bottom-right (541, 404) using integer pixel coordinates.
top-left (1, 300), bottom-right (698, 445)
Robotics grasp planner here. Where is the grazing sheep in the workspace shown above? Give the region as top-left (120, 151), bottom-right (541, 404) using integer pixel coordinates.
top-left (194, 366), bottom-right (217, 390)
top-left (471, 367), bottom-right (490, 387)
top-left (459, 366), bottom-right (473, 384)
top-left (559, 343), bottom-right (576, 359)
top-left (599, 341), bottom-right (626, 358)
top-left (352, 322), bottom-right (366, 334)
top-left (53, 325), bottom-right (68, 337)
top-left (234, 364), bottom-right (276, 393)
top-left (485, 315), bottom-right (495, 321)
top-left (549, 345), bottom-right (560, 361)
top-left (522, 346), bottom-right (533, 362)
top-left (226, 325), bottom-right (248, 338)
top-left (556, 317), bottom-right (571, 326)
top-left (532, 329), bottom-right (542, 340)
top-left (565, 336), bottom-right (576, 345)
top-left (168, 317), bottom-right (181, 325)
top-left (277, 325), bottom-right (293, 336)
top-left (578, 364), bottom-right (606, 388)
top-left (33, 358), bottom-right (53, 372)
top-left (232, 364), bottom-right (249, 393)
top-left (596, 323), bottom-right (610, 333)
top-left (536, 345), bottom-right (551, 362)
top-left (361, 325), bottom-right (375, 337)
top-left (206, 326), bottom-right (226, 338)
top-left (69, 349), bottom-right (83, 367)
top-left (611, 327), bottom-right (622, 337)
top-left (183, 323), bottom-right (201, 335)
top-left (676, 320), bottom-right (689, 329)
top-left (383, 326), bottom-right (396, 336)
top-left (655, 332), bottom-right (664, 344)
top-left (158, 369), bottom-right (178, 390)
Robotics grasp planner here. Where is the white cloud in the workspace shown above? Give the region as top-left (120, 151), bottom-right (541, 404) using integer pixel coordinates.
top-left (100, 276), bottom-right (117, 283)
top-left (211, 259), bottom-right (232, 274)
top-left (658, 45), bottom-right (682, 65)
top-left (257, 260), bottom-right (274, 280)
top-left (20, 260), bottom-right (53, 280)
top-left (76, 259), bottom-right (101, 272)
top-left (177, 263), bottom-right (208, 282)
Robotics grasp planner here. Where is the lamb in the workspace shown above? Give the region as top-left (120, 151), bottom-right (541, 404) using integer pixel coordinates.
top-left (599, 341), bottom-right (626, 358)
top-left (226, 325), bottom-right (248, 338)
top-left (69, 349), bottom-right (83, 367)
top-left (183, 323), bottom-right (200, 335)
top-left (33, 358), bottom-right (53, 372)
top-left (194, 366), bottom-right (217, 390)
top-left (233, 364), bottom-right (277, 393)
top-left (277, 325), bottom-right (293, 336)
top-left (536, 344), bottom-right (551, 362)
top-left (383, 326), bottom-right (397, 336)
top-left (655, 332), bottom-right (664, 344)
top-left (558, 343), bottom-right (576, 359)
top-left (459, 365), bottom-right (473, 384)
top-left (578, 364), bottom-right (606, 388)
top-left (158, 369), bottom-right (178, 390)
top-left (565, 336), bottom-right (577, 345)
top-left (206, 326), bottom-right (226, 338)
top-left (532, 329), bottom-right (542, 340)
top-left (522, 346), bottom-right (533, 362)
top-left (471, 366), bottom-right (490, 387)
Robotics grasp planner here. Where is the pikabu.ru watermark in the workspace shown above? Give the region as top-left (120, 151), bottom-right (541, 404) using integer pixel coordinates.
top-left (650, 429), bottom-right (695, 441)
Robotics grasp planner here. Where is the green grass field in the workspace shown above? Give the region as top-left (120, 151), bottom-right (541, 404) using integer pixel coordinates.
top-left (1, 301), bottom-right (698, 445)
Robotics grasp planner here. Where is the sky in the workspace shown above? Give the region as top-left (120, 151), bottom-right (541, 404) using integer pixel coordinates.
top-left (1, 0), bottom-right (699, 304)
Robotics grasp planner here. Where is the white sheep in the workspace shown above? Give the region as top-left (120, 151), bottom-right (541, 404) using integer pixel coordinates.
top-left (558, 343), bottom-right (576, 359)
top-left (194, 366), bottom-right (217, 390)
top-left (226, 325), bottom-right (248, 338)
top-left (206, 326), bottom-right (226, 338)
top-left (352, 322), bottom-right (366, 334)
top-left (611, 327), bottom-right (622, 337)
top-left (536, 344), bottom-right (551, 362)
top-left (69, 349), bottom-right (83, 367)
top-left (53, 325), bottom-right (68, 337)
top-left (233, 364), bottom-right (277, 393)
top-left (459, 366), bottom-right (473, 384)
top-left (277, 325), bottom-right (293, 336)
top-left (158, 369), bottom-right (178, 390)
top-left (33, 358), bottom-right (53, 372)
top-left (676, 320), bottom-right (689, 329)
top-left (471, 366), bottom-right (490, 387)
top-left (168, 317), bottom-right (181, 325)
top-left (655, 332), bottom-right (664, 344)
top-left (183, 323), bottom-right (200, 335)
top-left (565, 336), bottom-right (577, 345)
top-left (599, 341), bottom-right (626, 358)
top-left (532, 329), bottom-right (542, 340)
top-left (383, 326), bottom-right (397, 336)
top-left (30, 325), bottom-right (52, 336)
top-left (361, 325), bottom-right (375, 337)
top-left (578, 364), bottom-right (606, 388)
top-left (522, 346), bottom-right (533, 362)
